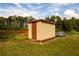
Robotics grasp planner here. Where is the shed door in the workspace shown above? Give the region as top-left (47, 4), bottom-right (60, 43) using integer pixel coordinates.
top-left (32, 22), bottom-right (37, 40)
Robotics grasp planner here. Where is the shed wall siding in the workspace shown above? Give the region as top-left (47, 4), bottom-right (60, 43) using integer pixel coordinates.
top-left (28, 23), bottom-right (32, 39)
top-left (37, 22), bottom-right (55, 41)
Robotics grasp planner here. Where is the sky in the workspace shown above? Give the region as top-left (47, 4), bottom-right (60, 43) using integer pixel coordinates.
top-left (0, 3), bottom-right (79, 19)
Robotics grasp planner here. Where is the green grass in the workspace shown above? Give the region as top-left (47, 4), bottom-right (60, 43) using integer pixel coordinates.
top-left (0, 32), bottom-right (79, 56)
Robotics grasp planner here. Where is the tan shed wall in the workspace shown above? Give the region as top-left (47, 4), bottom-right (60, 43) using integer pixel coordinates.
top-left (28, 23), bottom-right (32, 39)
top-left (37, 22), bottom-right (55, 41)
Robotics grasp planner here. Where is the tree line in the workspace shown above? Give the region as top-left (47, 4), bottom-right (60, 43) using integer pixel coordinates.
top-left (0, 15), bottom-right (79, 32)
top-left (0, 16), bottom-right (35, 30)
top-left (45, 16), bottom-right (79, 32)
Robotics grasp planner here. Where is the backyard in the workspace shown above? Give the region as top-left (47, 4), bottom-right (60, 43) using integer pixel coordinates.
top-left (0, 31), bottom-right (79, 56)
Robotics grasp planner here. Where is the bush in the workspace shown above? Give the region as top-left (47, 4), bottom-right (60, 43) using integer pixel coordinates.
top-left (0, 31), bottom-right (16, 41)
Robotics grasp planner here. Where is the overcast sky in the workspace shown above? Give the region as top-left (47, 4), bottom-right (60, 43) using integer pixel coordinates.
top-left (0, 3), bottom-right (79, 19)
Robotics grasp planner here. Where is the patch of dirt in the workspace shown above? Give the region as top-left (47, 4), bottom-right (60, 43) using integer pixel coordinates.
top-left (26, 38), bottom-right (57, 45)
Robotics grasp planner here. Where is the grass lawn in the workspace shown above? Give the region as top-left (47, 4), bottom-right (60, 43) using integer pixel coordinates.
top-left (0, 32), bottom-right (79, 56)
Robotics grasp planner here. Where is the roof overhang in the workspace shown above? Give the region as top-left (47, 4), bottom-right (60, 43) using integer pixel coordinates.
top-left (28, 19), bottom-right (55, 25)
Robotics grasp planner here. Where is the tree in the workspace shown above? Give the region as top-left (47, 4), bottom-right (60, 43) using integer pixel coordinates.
top-left (50, 15), bottom-right (56, 22)
top-left (75, 19), bottom-right (79, 31)
top-left (70, 17), bottom-right (77, 31)
top-left (28, 16), bottom-right (35, 22)
top-left (16, 16), bottom-right (29, 29)
top-left (56, 16), bottom-right (63, 31)
top-left (45, 15), bottom-right (56, 22)
top-left (62, 20), bottom-right (73, 31)
top-left (23, 17), bottom-right (29, 28)
top-left (7, 16), bottom-right (17, 28)
top-left (0, 17), bottom-right (6, 29)
top-left (45, 16), bottom-right (50, 21)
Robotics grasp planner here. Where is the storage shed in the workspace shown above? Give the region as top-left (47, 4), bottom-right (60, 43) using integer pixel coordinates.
top-left (27, 19), bottom-right (55, 41)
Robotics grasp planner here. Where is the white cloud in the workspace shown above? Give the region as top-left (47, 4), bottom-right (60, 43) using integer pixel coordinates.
top-left (64, 9), bottom-right (79, 19)
top-left (51, 3), bottom-right (71, 8)
top-left (56, 3), bottom-right (71, 6)
top-left (11, 3), bottom-right (45, 19)
top-left (0, 3), bottom-right (74, 19)
top-left (0, 3), bottom-right (40, 19)
top-left (0, 8), bottom-right (38, 18)
top-left (72, 6), bottom-right (79, 11)
top-left (26, 4), bottom-right (45, 10)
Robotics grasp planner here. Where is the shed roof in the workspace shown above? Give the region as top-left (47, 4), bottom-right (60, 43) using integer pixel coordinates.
top-left (28, 19), bottom-right (55, 25)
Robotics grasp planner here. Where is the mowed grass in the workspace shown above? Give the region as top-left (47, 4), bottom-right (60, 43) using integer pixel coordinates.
top-left (0, 32), bottom-right (79, 56)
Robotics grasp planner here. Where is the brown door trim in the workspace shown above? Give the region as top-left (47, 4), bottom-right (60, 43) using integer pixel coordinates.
top-left (32, 22), bottom-right (37, 40)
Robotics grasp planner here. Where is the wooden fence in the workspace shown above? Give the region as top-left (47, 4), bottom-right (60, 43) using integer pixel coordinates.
top-left (0, 29), bottom-right (28, 34)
